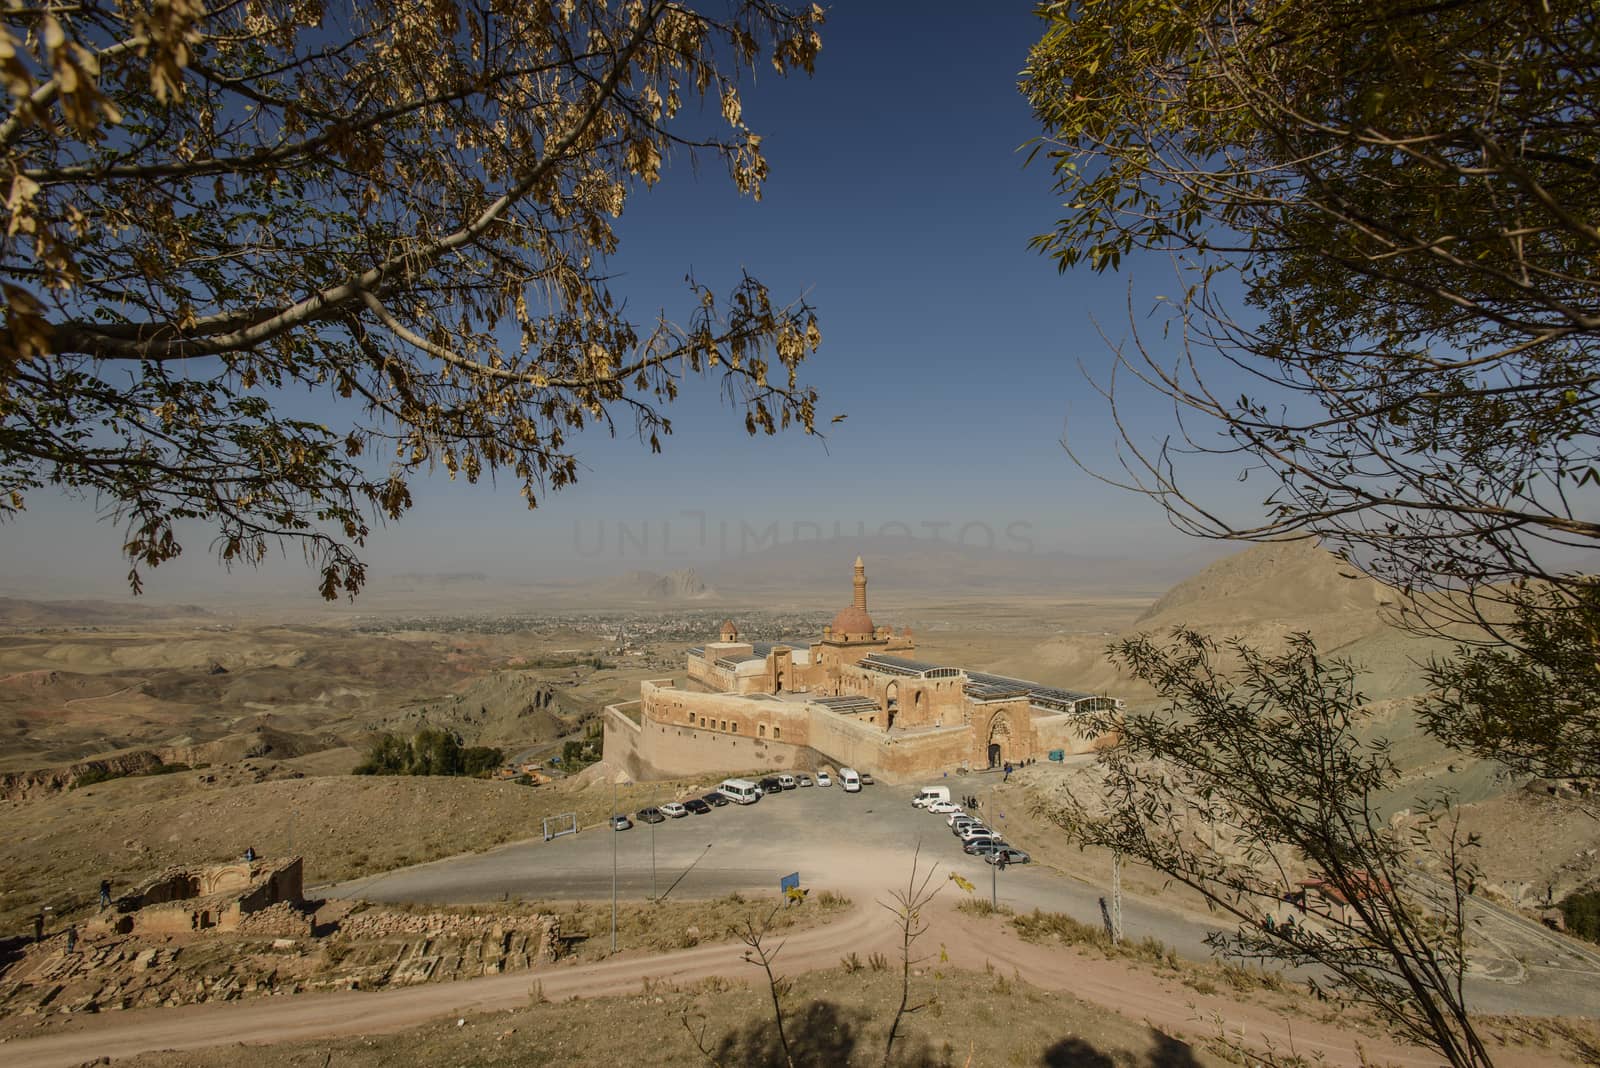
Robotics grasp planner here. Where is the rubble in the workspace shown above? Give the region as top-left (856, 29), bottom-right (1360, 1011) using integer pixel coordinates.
top-left (0, 903), bottom-right (561, 1017)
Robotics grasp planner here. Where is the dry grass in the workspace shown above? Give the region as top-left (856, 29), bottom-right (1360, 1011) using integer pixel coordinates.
top-left (0, 769), bottom-right (766, 933)
top-left (548, 891), bottom-right (852, 960)
top-left (1003, 909), bottom-right (1287, 998)
top-left (112, 964), bottom-right (1229, 1068)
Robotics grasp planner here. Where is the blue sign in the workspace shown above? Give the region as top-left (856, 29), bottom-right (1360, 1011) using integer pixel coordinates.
top-left (780, 872), bottom-right (800, 893)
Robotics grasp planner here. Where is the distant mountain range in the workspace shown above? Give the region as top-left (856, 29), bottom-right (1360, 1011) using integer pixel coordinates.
top-left (693, 536), bottom-right (1230, 603)
top-left (0, 598), bottom-right (216, 627)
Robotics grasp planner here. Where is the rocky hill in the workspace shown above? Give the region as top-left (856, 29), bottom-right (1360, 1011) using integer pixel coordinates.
top-left (1136, 539), bottom-right (1392, 628)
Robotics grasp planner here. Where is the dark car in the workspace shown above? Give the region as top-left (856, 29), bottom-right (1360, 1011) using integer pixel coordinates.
top-left (684, 797), bottom-right (712, 815)
top-left (759, 777), bottom-right (783, 794)
top-left (796, 773), bottom-right (814, 787)
top-left (701, 792), bottom-right (730, 808)
top-left (963, 836), bottom-right (1008, 855)
top-left (637, 807), bottom-right (666, 824)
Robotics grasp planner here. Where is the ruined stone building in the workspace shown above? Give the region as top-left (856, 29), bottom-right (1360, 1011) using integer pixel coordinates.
top-left (603, 558), bottom-right (1120, 783)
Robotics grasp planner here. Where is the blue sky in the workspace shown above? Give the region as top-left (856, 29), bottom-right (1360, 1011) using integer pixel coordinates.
top-left (2, 3), bottom-right (1268, 598)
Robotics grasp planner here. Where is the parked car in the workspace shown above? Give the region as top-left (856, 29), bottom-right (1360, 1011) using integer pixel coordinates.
top-left (815, 772), bottom-right (832, 787)
top-left (926, 800), bottom-right (962, 815)
top-left (796, 773), bottom-right (814, 787)
top-left (684, 797), bottom-right (712, 815)
top-left (957, 824), bottom-right (997, 842)
top-left (660, 802), bottom-right (688, 818)
top-left (949, 811), bottom-right (981, 828)
top-left (609, 814), bottom-right (633, 831)
top-left (983, 847), bottom-right (1031, 866)
top-left (759, 777), bottom-right (783, 795)
top-left (860, 772), bottom-right (875, 785)
top-left (701, 792), bottom-right (730, 807)
top-left (963, 836), bottom-right (1008, 854)
top-left (637, 807), bottom-right (666, 824)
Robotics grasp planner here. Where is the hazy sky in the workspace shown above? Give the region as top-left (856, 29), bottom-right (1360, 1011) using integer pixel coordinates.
top-left (2, 3), bottom-right (1271, 601)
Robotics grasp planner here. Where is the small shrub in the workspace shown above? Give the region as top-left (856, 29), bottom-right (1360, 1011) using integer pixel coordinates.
top-left (1560, 889), bottom-right (1600, 944)
top-left (867, 951), bottom-right (890, 972)
top-left (956, 898), bottom-right (1012, 918)
top-left (816, 890), bottom-right (850, 909)
top-left (841, 952), bottom-right (864, 973)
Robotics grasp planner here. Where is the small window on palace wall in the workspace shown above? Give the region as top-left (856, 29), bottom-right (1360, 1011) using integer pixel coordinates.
top-left (720, 720), bottom-right (727, 732)
top-left (732, 722), bottom-right (739, 733)
top-left (774, 726), bottom-right (781, 740)
top-left (759, 724), bottom-right (767, 737)
top-left (699, 716), bottom-right (706, 727)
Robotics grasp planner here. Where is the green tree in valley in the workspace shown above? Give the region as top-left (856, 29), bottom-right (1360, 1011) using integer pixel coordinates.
top-left (1, 1), bottom-right (826, 599)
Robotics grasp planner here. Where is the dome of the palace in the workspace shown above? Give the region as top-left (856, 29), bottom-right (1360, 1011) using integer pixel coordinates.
top-left (829, 605), bottom-right (875, 637)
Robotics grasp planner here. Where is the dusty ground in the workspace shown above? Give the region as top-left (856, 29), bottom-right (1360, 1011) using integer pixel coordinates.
top-left (0, 893), bottom-right (852, 1026)
top-left (5, 891), bottom-right (1594, 1068)
top-left (0, 769), bottom-right (775, 934)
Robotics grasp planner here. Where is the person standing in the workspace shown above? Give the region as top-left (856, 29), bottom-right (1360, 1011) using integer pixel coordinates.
top-left (64, 925), bottom-right (76, 954)
top-left (32, 911), bottom-right (43, 944)
top-left (99, 880), bottom-right (111, 908)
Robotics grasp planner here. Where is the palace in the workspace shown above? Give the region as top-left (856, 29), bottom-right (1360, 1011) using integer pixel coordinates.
top-left (602, 558), bottom-right (1121, 783)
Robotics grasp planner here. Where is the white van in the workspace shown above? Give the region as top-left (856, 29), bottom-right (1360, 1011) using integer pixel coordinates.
top-left (718, 778), bottom-right (762, 804)
top-left (913, 786), bottom-right (950, 809)
top-left (839, 767), bottom-right (862, 792)
top-left (776, 773), bottom-right (797, 790)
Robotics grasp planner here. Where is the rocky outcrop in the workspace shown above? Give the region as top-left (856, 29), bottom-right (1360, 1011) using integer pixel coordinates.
top-left (0, 750), bottom-right (164, 801)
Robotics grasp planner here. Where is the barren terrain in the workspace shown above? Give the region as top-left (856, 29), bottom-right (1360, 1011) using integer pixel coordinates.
top-left (2, 542), bottom-right (1597, 1066)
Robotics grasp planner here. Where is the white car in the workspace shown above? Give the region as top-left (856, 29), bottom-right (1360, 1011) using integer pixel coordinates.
top-left (926, 800), bottom-right (962, 815)
top-left (660, 802), bottom-right (688, 818)
top-left (956, 823), bottom-right (996, 842)
top-left (949, 811), bottom-right (980, 828)
top-left (815, 772), bottom-right (832, 787)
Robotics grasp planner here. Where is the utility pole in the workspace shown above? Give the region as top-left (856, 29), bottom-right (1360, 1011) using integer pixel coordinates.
top-left (1111, 850), bottom-right (1123, 944)
top-left (650, 791), bottom-right (657, 901)
top-left (611, 776), bottom-right (618, 953)
top-left (991, 852), bottom-right (998, 909)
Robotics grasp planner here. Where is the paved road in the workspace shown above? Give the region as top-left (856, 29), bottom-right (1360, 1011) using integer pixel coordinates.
top-left (322, 776), bottom-right (1600, 1018)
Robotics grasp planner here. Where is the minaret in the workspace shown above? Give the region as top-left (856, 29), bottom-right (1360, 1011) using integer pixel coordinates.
top-left (853, 555), bottom-right (867, 611)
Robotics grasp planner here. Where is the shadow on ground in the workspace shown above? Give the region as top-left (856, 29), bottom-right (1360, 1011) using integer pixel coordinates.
top-left (695, 1002), bottom-right (1203, 1067)
top-left (1042, 1027), bottom-right (1203, 1067)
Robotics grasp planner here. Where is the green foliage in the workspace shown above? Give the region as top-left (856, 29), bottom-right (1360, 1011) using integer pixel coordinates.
top-left (353, 729), bottom-right (502, 778)
top-left (70, 767), bottom-right (121, 789)
top-left (1560, 889), bottom-right (1600, 944)
top-left (69, 760), bottom-right (191, 789)
top-left (461, 746), bottom-right (504, 778)
top-left (1422, 585), bottom-right (1600, 780)
top-left (0, 2), bottom-right (827, 600)
top-left (1023, 1), bottom-right (1600, 607)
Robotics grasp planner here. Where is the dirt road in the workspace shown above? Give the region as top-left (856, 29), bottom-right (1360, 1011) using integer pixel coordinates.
top-left (0, 880), bottom-right (1562, 1068)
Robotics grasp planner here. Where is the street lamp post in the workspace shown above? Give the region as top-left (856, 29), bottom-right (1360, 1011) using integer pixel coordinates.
top-left (611, 776), bottom-right (618, 953)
